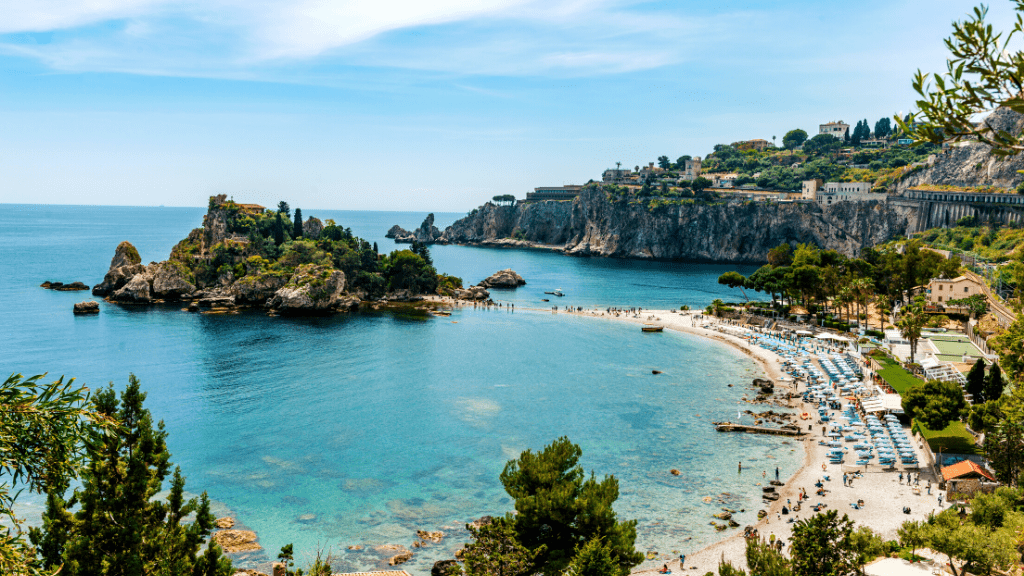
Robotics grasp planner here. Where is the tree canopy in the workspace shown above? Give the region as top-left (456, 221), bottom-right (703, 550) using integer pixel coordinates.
top-left (901, 379), bottom-right (969, 431)
top-left (783, 129), bottom-right (808, 149)
top-left (497, 437), bottom-right (643, 575)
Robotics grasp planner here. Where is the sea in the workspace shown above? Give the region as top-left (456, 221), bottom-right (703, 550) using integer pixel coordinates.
top-left (1, 204), bottom-right (802, 573)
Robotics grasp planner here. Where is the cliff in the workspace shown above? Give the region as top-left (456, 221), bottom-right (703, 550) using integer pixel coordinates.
top-left (440, 188), bottom-right (913, 263)
top-left (893, 107), bottom-right (1024, 194)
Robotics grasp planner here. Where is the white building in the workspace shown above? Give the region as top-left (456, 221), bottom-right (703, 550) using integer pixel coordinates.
top-left (814, 182), bottom-right (885, 206)
top-left (819, 120), bottom-right (850, 137)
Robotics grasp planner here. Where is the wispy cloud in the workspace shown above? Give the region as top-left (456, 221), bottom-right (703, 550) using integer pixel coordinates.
top-left (0, 0), bottom-right (717, 79)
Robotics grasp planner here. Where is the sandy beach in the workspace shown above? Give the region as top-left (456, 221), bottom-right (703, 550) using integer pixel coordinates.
top-left (545, 307), bottom-right (948, 574)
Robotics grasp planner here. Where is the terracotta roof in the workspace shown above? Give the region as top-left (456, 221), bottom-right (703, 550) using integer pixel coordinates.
top-left (942, 460), bottom-right (995, 482)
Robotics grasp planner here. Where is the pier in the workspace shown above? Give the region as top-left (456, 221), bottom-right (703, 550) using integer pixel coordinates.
top-left (714, 422), bottom-right (806, 436)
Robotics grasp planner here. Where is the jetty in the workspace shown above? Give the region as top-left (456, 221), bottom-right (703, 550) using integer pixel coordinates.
top-left (713, 422), bottom-right (806, 436)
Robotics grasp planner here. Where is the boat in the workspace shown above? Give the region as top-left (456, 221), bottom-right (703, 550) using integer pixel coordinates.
top-left (642, 325), bottom-right (664, 333)
top-left (544, 289), bottom-right (565, 297)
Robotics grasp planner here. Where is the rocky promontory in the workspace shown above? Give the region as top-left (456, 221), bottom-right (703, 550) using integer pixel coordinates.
top-left (433, 185), bottom-right (911, 263)
top-left (94, 196), bottom-right (455, 315)
top-left (387, 213), bottom-right (442, 244)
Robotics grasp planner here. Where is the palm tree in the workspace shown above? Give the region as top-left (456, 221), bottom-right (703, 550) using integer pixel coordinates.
top-left (898, 297), bottom-right (929, 364)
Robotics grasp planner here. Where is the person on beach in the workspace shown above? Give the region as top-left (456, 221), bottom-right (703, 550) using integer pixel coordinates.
top-left (679, 553), bottom-right (685, 568)
top-left (775, 467), bottom-right (779, 481)
top-left (738, 461), bottom-right (742, 473)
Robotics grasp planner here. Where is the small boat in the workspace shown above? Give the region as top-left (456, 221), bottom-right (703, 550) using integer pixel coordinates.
top-left (544, 289), bottom-right (565, 297)
top-left (642, 325), bottom-right (664, 333)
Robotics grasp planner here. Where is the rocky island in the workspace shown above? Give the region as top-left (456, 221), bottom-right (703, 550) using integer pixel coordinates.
top-left (92, 196), bottom-right (465, 314)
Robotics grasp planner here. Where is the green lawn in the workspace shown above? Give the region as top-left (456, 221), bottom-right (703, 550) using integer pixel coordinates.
top-left (874, 355), bottom-right (925, 394)
top-left (914, 420), bottom-right (982, 455)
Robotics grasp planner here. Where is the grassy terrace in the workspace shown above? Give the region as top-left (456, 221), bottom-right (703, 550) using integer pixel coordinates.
top-left (874, 355), bottom-right (925, 394)
top-left (914, 420), bottom-right (982, 455)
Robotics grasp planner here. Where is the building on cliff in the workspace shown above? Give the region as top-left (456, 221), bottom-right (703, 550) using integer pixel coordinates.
top-left (680, 157), bottom-right (702, 181)
top-left (820, 120), bottom-right (850, 137)
top-left (523, 185), bottom-right (583, 203)
top-left (800, 180), bottom-right (884, 206)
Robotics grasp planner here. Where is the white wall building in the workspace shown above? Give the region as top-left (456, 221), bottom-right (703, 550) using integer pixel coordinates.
top-left (815, 182), bottom-right (884, 206)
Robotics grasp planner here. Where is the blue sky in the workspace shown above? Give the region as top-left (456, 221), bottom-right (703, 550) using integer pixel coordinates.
top-left (0, 0), bottom-right (1015, 211)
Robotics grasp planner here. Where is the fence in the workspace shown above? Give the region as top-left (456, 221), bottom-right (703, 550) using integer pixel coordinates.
top-left (967, 319), bottom-right (995, 357)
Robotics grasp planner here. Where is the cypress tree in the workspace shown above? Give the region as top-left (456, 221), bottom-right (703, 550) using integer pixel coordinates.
top-left (274, 213), bottom-right (285, 245)
top-left (293, 208), bottom-right (303, 239)
top-left (966, 360), bottom-right (987, 403)
top-left (985, 362), bottom-right (1004, 402)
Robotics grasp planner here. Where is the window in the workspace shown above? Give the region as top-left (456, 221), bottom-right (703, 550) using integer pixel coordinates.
top-left (964, 287), bottom-right (969, 293)
top-left (938, 296), bottom-right (943, 302)
top-left (939, 284), bottom-right (943, 291)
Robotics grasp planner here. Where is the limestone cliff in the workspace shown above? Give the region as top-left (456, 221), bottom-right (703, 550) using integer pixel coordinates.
top-left (894, 107), bottom-right (1024, 194)
top-left (440, 188), bottom-right (912, 263)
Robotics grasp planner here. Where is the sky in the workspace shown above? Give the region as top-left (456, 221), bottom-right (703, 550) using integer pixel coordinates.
top-left (0, 0), bottom-right (1017, 212)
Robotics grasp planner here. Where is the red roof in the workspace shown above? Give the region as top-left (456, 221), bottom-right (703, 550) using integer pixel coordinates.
top-left (942, 460), bottom-right (995, 482)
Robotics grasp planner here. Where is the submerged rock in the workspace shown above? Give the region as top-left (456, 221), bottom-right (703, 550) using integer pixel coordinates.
top-left (417, 530), bottom-right (445, 543)
top-left (478, 269), bottom-right (526, 288)
top-left (389, 550), bottom-right (413, 566)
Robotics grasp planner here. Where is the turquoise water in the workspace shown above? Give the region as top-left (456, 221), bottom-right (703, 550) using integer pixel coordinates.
top-left (1, 204), bottom-right (799, 573)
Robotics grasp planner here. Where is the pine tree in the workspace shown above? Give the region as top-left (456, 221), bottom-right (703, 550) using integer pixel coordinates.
top-left (986, 363), bottom-right (1005, 402)
top-left (844, 127), bottom-right (850, 143)
top-left (293, 208), bottom-right (303, 239)
top-left (966, 360), bottom-right (987, 403)
top-left (30, 375), bottom-right (232, 576)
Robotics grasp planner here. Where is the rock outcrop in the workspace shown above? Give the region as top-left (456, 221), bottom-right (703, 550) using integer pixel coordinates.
top-left (455, 286), bottom-right (490, 301)
top-left (439, 187), bottom-right (911, 263)
top-left (390, 213), bottom-right (442, 243)
top-left (479, 269), bottom-right (526, 288)
top-left (268, 264), bottom-right (348, 313)
top-left (151, 262), bottom-right (196, 300)
top-left (42, 281), bottom-right (90, 291)
top-left (73, 301), bottom-right (100, 314)
top-left (93, 241), bottom-right (145, 296)
top-left (233, 272), bottom-right (289, 306)
top-left (111, 273), bottom-right (154, 303)
top-left (212, 530), bottom-right (261, 553)
top-left (894, 107), bottom-right (1024, 194)
top-left (386, 224), bottom-right (410, 239)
